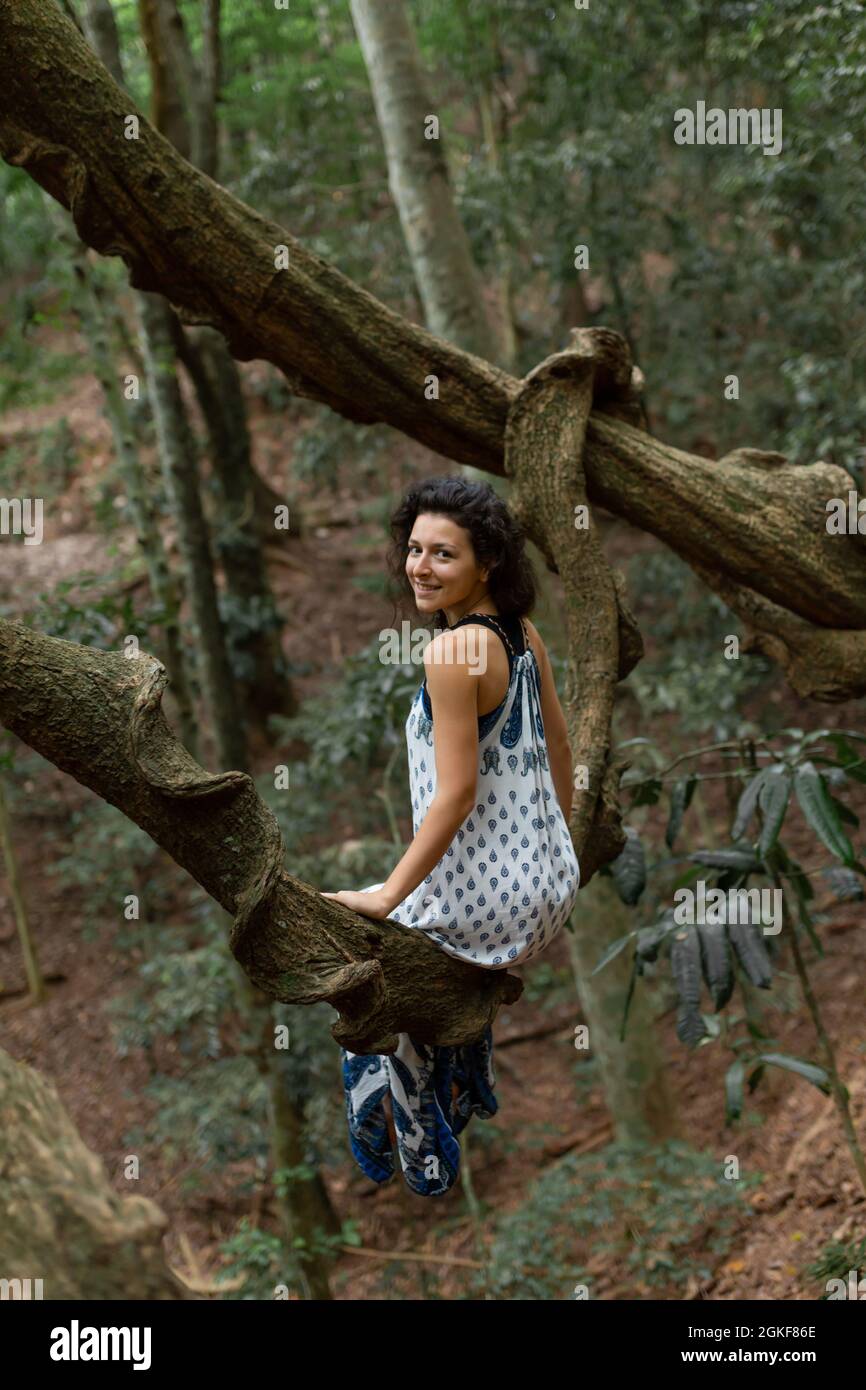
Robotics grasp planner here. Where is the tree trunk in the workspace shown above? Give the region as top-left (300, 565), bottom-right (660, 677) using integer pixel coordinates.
top-left (349, 0), bottom-right (505, 365)
top-left (136, 291), bottom-right (247, 772)
top-left (72, 249), bottom-right (199, 755)
top-left (84, 0), bottom-right (244, 770)
top-left (0, 1045), bottom-right (194, 1299)
top-left (504, 332), bottom-right (674, 1139)
top-left (566, 876), bottom-right (679, 1144)
top-left (176, 322), bottom-right (296, 728)
top-left (137, 0), bottom-right (295, 729)
top-left (0, 777), bottom-right (45, 1004)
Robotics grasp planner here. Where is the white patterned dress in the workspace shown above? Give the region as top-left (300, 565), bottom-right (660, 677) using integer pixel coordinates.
top-left (341, 613), bottom-right (580, 1196)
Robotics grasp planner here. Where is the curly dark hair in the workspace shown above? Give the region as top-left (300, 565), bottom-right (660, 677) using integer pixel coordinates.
top-left (386, 475), bottom-right (537, 628)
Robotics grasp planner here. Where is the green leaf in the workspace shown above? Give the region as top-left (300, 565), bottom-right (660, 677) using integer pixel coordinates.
top-left (756, 767), bottom-right (792, 859)
top-left (591, 929), bottom-right (636, 976)
top-left (794, 761), bottom-right (855, 866)
top-left (619, 953), bottom-right (638, 1043)
top-left (756, 1052), bottom-right (832, 1095)
top-left (827, 735), bottom-right (866, 784)
top-left (828, 793), bottom-right (859, 828)
top-left (731, 767), bottom-right (770, 842)
top-left (665, 774), bottom-right (697, 849)
top-left (688, 847), bottom-right (762, 872)
top-left (728, 918), bottom-right (773, 989)
top-left (629, 777), bottom-right (662, 808)
top-left (822, 866), bottom-right (865, 903)
top-left (696, 917), bottom-right (735, 1010)
top-left (725, 1058), bottom-right (746, 1122)
top-left (610, 826), bottom-right (646, 905)
top-left (635, 913), bottom-right (678, 966)
top-left (671, 924), bottom-right (707, 1047)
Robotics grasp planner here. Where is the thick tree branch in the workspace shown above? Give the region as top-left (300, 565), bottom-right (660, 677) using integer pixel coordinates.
top-left (1, 0), bottom-right (864, 682)
top-left (0, 621), bottom-right (521, 1051)
top-left (691, 563), bottom-right (866, 703)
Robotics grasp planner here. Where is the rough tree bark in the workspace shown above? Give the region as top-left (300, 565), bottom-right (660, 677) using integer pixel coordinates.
top-left (505, 329), bottom-right (645, 876)
top-left (2, 0), bottom-right (861, 708)
top-left (503, 328), bottom-right (677, 1136)
top-left (0, 621), bottom-right (520, 1052)
top-left (350, 0), bottom-right (506, 365)
top-left (0, 1045), bottom-right (193, 1299)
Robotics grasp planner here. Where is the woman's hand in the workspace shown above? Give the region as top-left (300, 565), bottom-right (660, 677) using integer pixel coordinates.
top-left (320, 889), bottom-right (396, 921)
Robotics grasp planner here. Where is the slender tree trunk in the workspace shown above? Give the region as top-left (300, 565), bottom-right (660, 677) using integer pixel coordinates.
top-left (84, 1), bottom-right (244, 771)
top-left (349, 0), bottom-right (504, 365)
top-left (176, 326), bottom-right (296, 728)
top-left (0, 777), bottom-right (45, 1004)
top-left (84, 0), bottom-right (244, 766)
top-left (566, 876), bottom-right (679, 1144)
top-left (136, 291), bottom-right (246, 772)
top-left (141, 0), bottom-right (295, 728)
top-left (72, 251), bottom-right (199, 755)
top-left (199, 0), bottom-right (221, 179)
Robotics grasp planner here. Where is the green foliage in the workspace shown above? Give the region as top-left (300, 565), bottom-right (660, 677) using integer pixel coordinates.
top-left (109, 936), bottom-right (237, 1060)
top-left (804, 1236), bottom-right (866, 1296)
top-left (216, 1221), bottom-right (288, 1301)
top-left (597, 725), bottom-right (864, 1132)
top-left (18, 570), bottom-right (141, 648)
top-left (482, 1139), bottom-right (759, 1299)
top-left (126, 1057), bottom-right (268, 1173)
top-left (50, 794), bottom-right (180, 936)
top-left (292, 411), bottom-right (391, 492)
top-left (623, 551), bottom-right (774, 739)
top-left (272, 637), bottom-right (420, 785)
top-left (215, 1215), bottom-right (362, 1301)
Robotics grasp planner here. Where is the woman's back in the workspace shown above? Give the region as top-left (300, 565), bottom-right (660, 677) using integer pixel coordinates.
top-left (407, 610), bottom-right (579, 968)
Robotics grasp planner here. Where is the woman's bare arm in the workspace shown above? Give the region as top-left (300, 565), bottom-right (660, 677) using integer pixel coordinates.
top-left (525, 620), bottom-right (573, 823)
top-left (322, 631), bottom-right (480, 919)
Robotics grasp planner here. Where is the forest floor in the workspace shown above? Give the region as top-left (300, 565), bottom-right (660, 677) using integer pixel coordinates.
top-left (1, 342), bottom-right (865, 1301)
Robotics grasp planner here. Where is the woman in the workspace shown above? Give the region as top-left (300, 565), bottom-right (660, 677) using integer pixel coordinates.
top-left (322, 476), bottom-right (580, 1196)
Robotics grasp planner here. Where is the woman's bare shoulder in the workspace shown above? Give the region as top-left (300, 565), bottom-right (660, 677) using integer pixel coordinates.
top-left (522, 617), bottom-right (546, 663)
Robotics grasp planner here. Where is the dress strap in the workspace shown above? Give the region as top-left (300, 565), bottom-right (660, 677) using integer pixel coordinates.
top-left (449, 611), bottom-right (517, 662)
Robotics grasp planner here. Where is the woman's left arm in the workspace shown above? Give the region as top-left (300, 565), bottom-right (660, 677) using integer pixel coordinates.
top-left (322, 634), bottom-right (480, 920)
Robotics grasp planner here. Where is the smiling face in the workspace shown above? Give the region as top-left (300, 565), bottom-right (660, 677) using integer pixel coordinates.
top-left (405, 512), bottom-right (492, 622)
